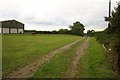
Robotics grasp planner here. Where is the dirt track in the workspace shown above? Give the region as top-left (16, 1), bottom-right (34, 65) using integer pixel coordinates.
top-left (5, 40), bottom-right (80, 78)
top-left (64, 38), bottom-right (89, 78)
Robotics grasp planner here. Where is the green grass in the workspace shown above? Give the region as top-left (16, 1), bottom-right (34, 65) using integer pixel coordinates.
top-left (2, 34), bottom-right (81, 76)
top-left (77, 37), bottom-right (116, 78)
top-left (31, 38), bottom-right (85, 78)
top-left (31, 47), bottom-right (76, 78)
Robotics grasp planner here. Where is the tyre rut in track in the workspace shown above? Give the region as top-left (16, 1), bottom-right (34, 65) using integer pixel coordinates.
top-left (64, 38), bottom-right (89, 78)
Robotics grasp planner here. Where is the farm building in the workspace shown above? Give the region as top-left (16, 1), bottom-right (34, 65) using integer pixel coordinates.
top-left (0, 20), bottom-right (24, 34)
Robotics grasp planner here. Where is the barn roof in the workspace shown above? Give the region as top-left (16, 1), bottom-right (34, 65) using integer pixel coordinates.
top-left (1, 20), bottom-right (24, 28)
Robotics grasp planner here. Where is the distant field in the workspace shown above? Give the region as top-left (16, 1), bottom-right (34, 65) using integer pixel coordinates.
top-left (2, 34), bottom-right (81, 76)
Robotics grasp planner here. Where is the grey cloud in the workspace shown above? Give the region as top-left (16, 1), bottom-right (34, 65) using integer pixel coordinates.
top-left (0, 10), bottom-right (20, 19)
top-left (23, 16), bottom-right (69, 26)
top-left (0, 0), bottom-right (118, 32)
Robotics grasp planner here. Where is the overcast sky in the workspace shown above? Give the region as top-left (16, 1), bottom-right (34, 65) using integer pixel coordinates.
top-left (0, 0), bottom-right (118, 32)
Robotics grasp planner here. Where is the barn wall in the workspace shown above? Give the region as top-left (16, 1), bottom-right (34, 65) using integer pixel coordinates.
top-left (2, 28), bottom-right (24, 34)
top-left (11, 28), bottom-right (17, 33)
top-left (3, 28), bottom-right (9, 33)
top-left (1, 20), bottom-right (24, 34)
top-left (18, 28), bottom-right (24, 33)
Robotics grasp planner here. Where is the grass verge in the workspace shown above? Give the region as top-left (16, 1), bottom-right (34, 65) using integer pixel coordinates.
top-left (77, 37), bottom-right (117, 78)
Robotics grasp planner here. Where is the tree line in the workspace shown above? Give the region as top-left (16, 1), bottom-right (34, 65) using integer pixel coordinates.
top-left (25, 21), bottom-right (85, 36)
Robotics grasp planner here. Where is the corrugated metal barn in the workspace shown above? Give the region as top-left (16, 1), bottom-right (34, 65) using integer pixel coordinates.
top-left (0, 20), bottom-right (24, 34)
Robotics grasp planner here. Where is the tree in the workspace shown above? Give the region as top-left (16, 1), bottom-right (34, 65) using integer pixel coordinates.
top-left (87, 30), bottom-right (95, 37)
top-left (105, 2), bottom-right (120, 73)
top-left (52, 30), bottom-right (58, 34)
top-left (69, 21), bottom-right (85, 36)
top-left (105, 2), bottom-right (120, 35)
top-left (58, 29), bottom-right (69, 34)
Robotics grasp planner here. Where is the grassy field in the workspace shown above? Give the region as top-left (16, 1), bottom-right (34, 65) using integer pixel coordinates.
top-left (3, 35), bottom-right (116, 78)
top-left (31, 37), bottom-right (117, 78)
top-left (31, 38), bottom-right (85, 78)
top-left (2, 34), bottom-right (81, 76)
top-left (77, 37), bottom-right (116, 78)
